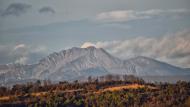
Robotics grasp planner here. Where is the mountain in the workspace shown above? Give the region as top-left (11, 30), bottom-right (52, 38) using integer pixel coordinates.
top-left (124, 56), bottom-right (189, 76)
top-left (185, 68), bottom-right (190, 71)
top-left (0, 46), bottom-right (189, 85)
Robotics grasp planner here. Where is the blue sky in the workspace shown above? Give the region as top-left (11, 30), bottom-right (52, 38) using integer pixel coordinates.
top-left (0, 0), bottom-right (190, 68)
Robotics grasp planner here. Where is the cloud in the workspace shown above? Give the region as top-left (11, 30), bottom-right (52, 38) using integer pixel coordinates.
top-left (15, 57), bottom-right (28, 65)
top-left (39, 6), bottom-right (55, 14)
top-left (0, 44), bottom-right (47, 64)
top-left (96, 10), bottom-right (148, 22)
top-left (81, 42), bottom-right (97, 48)
top-left (84, 29), bottom-right (190, 68)
top-left (1, 3), bottom-right (32, 17)
top-left (14, 44), bottom-right (26, 50)
top-left (96, 9), bottom-right (190, 22)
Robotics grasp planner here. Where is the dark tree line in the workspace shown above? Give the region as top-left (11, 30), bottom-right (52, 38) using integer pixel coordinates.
top-left (0, 74), bottom-right (189, 107)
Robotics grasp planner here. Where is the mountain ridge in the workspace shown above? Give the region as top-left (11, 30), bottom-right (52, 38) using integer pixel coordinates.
top-left (0, 46), bottom-right (189, 85)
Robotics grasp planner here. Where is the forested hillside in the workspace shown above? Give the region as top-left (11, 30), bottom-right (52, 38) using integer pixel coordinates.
top-left (0, 75), bottom-right (189, 107)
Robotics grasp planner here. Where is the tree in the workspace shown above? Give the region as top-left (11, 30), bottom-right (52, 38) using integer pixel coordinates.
top-left (88, 76), bottom-right (92, 83)
top-left (105, 74), bottom-right (113, 81)
top-left (36, 80), bottom-right (41, 86)
top-left (123, 75), bottom-right (128, 81)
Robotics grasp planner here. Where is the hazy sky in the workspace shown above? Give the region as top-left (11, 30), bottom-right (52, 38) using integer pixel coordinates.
top-left (0, 0), bottom-right (190, 68)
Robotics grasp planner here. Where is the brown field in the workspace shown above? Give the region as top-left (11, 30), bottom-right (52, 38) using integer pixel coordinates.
top-left (95, 84), bottom-right (157, 94)
top-left (102, 84), bottom-right (145, 91)
top-left (0, 96), bottom-right (10, 101)
top-left (0, 84), bottom-right (156, 102)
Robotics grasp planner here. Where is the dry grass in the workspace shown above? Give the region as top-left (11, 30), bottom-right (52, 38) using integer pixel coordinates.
top-left (184, 97), bottom-right (190, 107)
top-left (94, 84), bottom-right (158, 94)
top-left (0, 84), bottom-right (156, 102)
top-left (0, 96), bottom-right (10, 101)
top-left (95, 84), bottom-right (147, 93)
top-left (103, 84), bottom-right (144, 91)
top-left (31, 92), bottom-right (47, 97)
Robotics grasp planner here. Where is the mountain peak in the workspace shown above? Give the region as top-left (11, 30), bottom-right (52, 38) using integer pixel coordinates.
top-left (84, 46), bottom-right (97, 49)
top-left (81, 42), bottom-right (97, 48)
top-left (1, 47), bottom-right (190, 85)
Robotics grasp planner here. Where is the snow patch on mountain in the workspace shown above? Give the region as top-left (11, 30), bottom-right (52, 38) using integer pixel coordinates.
top-left (0, 47), bottom-right (189, 85)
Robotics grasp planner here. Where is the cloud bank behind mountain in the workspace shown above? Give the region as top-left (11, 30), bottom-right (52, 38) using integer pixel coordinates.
top-left (81, 30), bottom-right (190, 68)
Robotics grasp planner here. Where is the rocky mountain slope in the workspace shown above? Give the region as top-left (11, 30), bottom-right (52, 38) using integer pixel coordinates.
top-left (0, 46), bottom-right (189, 85)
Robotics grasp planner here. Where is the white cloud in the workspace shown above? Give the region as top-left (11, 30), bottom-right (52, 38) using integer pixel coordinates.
top-left (14, 44), bottom-right (26, 50)
top-left (84, 29), bottom-right (190, 68)
top-left (81, 42), bottom-right (97, 48)
top-left (32, 46), bottom-right (47, 53)
top-left (96, 10), bottom-right (147, 22)
top-left (96, 9), bottom-right (190, 22)
top-left (0, 44), bottom-right (48, 64)
top-left (15, 57), bottom-right (28, 64)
